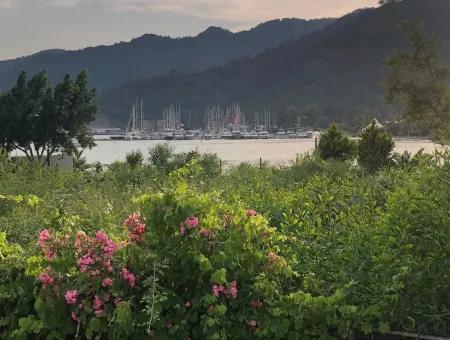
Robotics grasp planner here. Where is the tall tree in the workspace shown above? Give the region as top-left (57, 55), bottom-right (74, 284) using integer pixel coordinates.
top-left (0, 70), bottom-right (97, 165)
top-left (385, 22), bottom-right (450, 141)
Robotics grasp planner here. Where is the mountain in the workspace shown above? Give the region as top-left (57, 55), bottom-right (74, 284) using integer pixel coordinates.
top-left (100, 0), bottom-right (450, 129)
top-left (0, 18), bottom-right (333, 92)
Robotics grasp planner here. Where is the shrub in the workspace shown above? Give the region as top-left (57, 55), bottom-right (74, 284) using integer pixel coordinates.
top-left (149, 143), bottom-right (174, 173)
top-left (125, 150), bottom-right (144, 168)
top-left (357, 120), bottom-right (395, 173)
top-left (318, 124), bottom-right (355, 161)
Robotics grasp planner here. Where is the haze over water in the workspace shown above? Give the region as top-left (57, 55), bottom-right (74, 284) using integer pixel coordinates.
top-left (82, 139), bottom-right (441, 165)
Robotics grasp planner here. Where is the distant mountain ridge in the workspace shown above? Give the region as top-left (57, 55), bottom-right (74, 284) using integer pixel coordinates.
top-left (100, 0), bottom-right (450, 129)
top-left (0, 18), bottom-right (333, 91)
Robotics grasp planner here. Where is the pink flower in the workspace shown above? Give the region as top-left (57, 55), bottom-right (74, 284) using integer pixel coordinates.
top-left (212, 284), bottom-right (225, 297)
top-left (185, 216), bottom-right (199, 229)
top-left (71, 312), bottom-right (79, 322)
top-left (102, 277), bottom-right (113, 288)
top-left (229, 281), bottom-right (238, 299)
top-left (102, 239), bottom-right (117, 256)
top-left (185, 301), bottom-right (191, 308)
top-left (77, 255), bottom-right (95, 267)
top-left (103, 260), bottom-right (113, 272)
top-left (121, 268), bottom-right (137, 288)
top-left (39, 271), bottom-right (54, 288)
top-left (44, 249), bottom-right (56, 261)
top-left (93, 295), bottom-right (103, 311)
top-left (79, 265), bottom-right (88, 273)
top-left (94, 309), bottom-right (104, 317)
top-left (179, 224), bottom-right (186, 236)
top-left (249, 320), bottom-right (258, 328)
top-left (91, 270), bottom-right (100, 277)
top-left (246, 209), bottom-right (258, 217)
top-left (200, 228), bottom-right (213, 239)
top-left (124, 212), bottom-right (146, 242)
top-left (37, 229), bottom-right (51, 247)
top-left (95, 231), bottom-right (108, 243)
top-left (64, 290), bottom-right (78, 305)
top-left (268, 252), bottom-right (279, 263)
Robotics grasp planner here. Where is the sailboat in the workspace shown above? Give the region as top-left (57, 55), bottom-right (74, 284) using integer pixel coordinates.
top-left (125, 99), bottom-right (146, 141)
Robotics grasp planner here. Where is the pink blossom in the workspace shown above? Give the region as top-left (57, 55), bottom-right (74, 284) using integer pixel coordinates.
top-left (79, 265), bottom-right (88, 273)
top-left (268, 252), bottom-right (279, 263)
top-left (37, 229), bottom-right (51, 247)
top-left (200, 228), bottom-right (213, 239)
top-left (185, 301), bottom-right (191, 308)
top-left (124, 212), bottom-right (146, 242)
top-left (64, 290), bottom-right (78, 305)
top-left (95, 231), bottom-right (108, 243)
top-left (179, 224), bottom-right (186, 236)
top-left (121, 268), bottom-right (137, 288)
top-left (94, 309), bottom-right (104, 317)
top-left (102, 239), bottom-right (117, 256)
top-left (71, 312), bottom-right (79, 322)
top-left (246, 209), bottom-right (258, 217)
top-left (77, 255), bottom-right (95, 267)
top-left (44, 249), bottom-right (56, 261)
top-left (185, 216), bottom-right (199, 229)
top-left (249, 320), bottom-right (258, 328)
top-left (212, 284), bottom-right (224, 297)
top-left (39, 271), bottom-right (54, 288)
top-left (91, 270), bottom-right (100, 277)
top-left (93, 295), bottom-right (103, 311)
top-left (102, 277), bottom-right (113, 288)
top-left (229, 281), bottom-right (238, 299)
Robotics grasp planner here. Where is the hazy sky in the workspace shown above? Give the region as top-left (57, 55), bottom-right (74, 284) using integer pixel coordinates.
top-left (0, 0), bottom-right (378, 60)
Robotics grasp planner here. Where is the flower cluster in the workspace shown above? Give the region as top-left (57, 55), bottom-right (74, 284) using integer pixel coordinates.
top-left (36, 228), bottom-right (138, 323)
top-left (38, 269), bottom-right (54, 289)
top-left (121, 268), bottom-right (137, 288)
top-left (123, 212), bottom-right (146, 243)
top-left (75, 231), bottom-right (117, 274)
top-left (180, 216), bottom-right (199, 236)
top-left (246, 209), bottom-right (258, 217)
top-left (65, 290), bottom-right (78, 305)
top-left (37, 229), bottom-right (57, 261)
top-left (212, 281), bottom-right (238, 299)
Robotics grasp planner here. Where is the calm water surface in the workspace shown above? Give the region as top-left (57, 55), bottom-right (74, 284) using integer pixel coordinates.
top-left (82, 139), bottom-right (442, 165)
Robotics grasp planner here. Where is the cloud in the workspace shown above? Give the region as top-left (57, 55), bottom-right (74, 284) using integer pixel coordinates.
top-left (0, 0), bottom-right (15, 9)
top-left (16, 0), bottom-right (378, 21)
top-left (105, 0), bottom-right (378, 21)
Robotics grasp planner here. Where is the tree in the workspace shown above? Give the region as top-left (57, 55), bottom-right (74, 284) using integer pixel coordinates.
top-left (0, 70), bottom-right (97, 165)
top-left (357, 120), bottom-right (395, 173)
top-left (385, 22), bottom-right (450, 142)
top-left (318, 124), bottom-right (355, 161)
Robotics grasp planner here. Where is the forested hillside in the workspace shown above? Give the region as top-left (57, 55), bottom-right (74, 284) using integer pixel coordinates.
top-left (0, 19), bottom-right (332, 91)
top-left (100, 0), bottom-right (450, 129)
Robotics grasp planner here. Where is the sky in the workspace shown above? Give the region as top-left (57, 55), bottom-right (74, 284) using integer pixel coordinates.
top-left (0, 0), bottom-right (379, 60)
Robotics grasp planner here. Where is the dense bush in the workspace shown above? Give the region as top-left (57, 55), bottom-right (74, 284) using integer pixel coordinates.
top-left (125, 150), bottom-right (144, 168)
top-left (0, 150), bottom-right (449, 339)
top-left (358, 121), bottom-right (395, 173)
top-left (318, 124), bottom-right (356, 161)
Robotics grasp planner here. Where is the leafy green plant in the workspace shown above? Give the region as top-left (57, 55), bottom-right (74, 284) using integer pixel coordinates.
top-left (357, 120), bottom-right (395, 173)
top-left (318, 124), bottom-right (356, 161)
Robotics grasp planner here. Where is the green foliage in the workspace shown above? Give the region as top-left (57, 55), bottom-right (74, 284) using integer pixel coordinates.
top-left (0, 70), bottom-right (97, 165)
top-left (318, 124), bottom-right (356, 161)
top-left (357, 120), bottom-right (395, 173)
top-left (0, 148), bottom-right (449, 338)
top-left (125, 150), bottom-right (144, 168)
top-left (386, 21), bottom-right (450, 142)
top-left (149, 143), bottom-right (174, 173)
